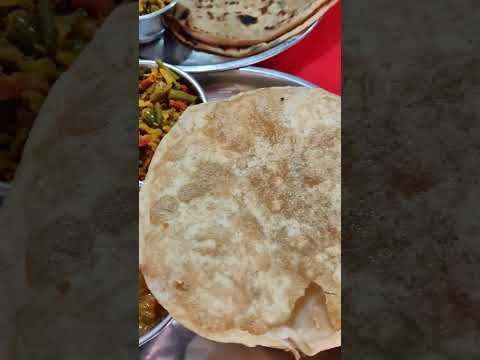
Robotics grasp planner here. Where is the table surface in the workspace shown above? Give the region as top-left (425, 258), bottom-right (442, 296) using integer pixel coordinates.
top-left (259, 1), bottom-right (341, 96)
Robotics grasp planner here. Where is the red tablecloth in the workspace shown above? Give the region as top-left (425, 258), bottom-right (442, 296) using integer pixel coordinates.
top-left (259, 1), bottom-right (341, 96)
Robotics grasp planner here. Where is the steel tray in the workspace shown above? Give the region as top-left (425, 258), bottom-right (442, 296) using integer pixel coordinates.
top-left (139, 21), bottom-right (319, 73)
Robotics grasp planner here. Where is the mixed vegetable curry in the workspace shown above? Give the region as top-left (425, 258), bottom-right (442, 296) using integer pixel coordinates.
top-left (0, 0), bottom-right (124, 182)
top-left (139, 0), bottom-right (172, 16)
top-left (139, 271), bottom-right (167, 336)
top-left (138, 59), bottom-right (197, 181)
top-left (138, 59), bottom-right (198, 336)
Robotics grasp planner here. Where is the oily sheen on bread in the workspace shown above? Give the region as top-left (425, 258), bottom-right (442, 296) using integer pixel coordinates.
top-left (140, 87), bottom-right (341, 357)
top-left (173, 0), bottom-right (332, 47)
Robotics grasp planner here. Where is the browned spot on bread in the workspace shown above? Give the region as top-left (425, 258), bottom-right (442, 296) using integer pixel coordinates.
top-left (178, 162), bottom-right (233, 203)
top-left (304, 175), bottom-right (321, 187)
top-left (150, 195), bottom-right (178, 224)
top-left (238, 14), bottom-right (258, 25)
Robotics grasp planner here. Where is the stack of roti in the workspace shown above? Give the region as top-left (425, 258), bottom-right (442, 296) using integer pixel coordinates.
top-left (140, 87), bottom-right (341, 357)
top-left (166, 0), bottom-right (338, 57)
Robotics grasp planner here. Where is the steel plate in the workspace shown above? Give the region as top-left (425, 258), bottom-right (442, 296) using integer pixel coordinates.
top-left (140, 68), bottom-right (341, 360)
top-left (141, 320), bottom-right (340, 360)
top-left (139, 21), bottom-right (318, 73)
top-left (195, 66), bottom-right (317, 102)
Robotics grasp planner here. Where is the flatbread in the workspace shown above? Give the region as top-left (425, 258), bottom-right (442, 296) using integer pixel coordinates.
top-left (173, 0), bottom-right (331, 47)
top-left (166, 0), bottom-right (336, 58)
top-left (140, 87), bottom-right (341, 357)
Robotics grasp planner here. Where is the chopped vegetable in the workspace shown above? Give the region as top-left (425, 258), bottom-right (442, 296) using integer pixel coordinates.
top-left (169, 99), bottom-right (188, 112)
top-left (138, 59), bottom-right (199, 181)
top-left (168, 89), bottom-right (197, 104)
top-left (139, 134), bottom-right (150, 147)
top-left (139, 0), bottom-right (172, 16)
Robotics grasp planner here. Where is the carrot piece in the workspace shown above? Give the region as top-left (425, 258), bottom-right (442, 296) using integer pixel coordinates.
top-left (169, 99), bottom-right (187, 112)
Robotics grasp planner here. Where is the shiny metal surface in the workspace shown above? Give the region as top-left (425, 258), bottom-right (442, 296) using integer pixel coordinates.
top-left (139, 67), bottom-right (338, 359)
top-left (139, 21), bottom-right (319, 73)
top-left (140, 316), bottom-right (174, 347)
top-left (139, 1), bottom-right (177, 44)
top-left (195, 66), bottom-right (317, 102)
top-left (141, 320), bottom-right (340, 360)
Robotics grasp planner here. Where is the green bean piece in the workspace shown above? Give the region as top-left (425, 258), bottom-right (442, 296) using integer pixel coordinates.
top-left (150, 82), bottom-right (171, 103)
top-left (154, 103), bottom-right (162, 125)
top-left (168, 89), bottom-right (197, 104)
top-left (142, 109), bottom-right (157, 127)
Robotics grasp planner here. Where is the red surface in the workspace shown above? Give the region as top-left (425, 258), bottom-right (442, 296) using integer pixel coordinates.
top-left (259, 1), bottom-right (341, 96)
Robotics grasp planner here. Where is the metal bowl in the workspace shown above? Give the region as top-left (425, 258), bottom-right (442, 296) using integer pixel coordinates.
top-left (139, 60), bottom-right (207, 103)
top-left (138, 60), bottom-right (206, 347)
top-left (138, 60), bottom-right (207, 190)
top-left (139, 315), bottom-right (174, 347)
top-left (139, 1), bottom-right (177, 44)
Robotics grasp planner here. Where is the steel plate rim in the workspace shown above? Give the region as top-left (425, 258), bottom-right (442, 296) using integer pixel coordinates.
top-left (139, 315), bottom-right (174, 347)
top-left (139, 1), bottom-right (177, 20)
top-left (139, 60), bottom-right (208, 103)
top-left (168, 20), bottom-right (319, 73)
top-left (237, 66), bottom-right (318, 88)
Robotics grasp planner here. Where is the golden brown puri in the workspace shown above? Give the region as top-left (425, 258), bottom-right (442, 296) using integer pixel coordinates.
top-left (140, 87), bottom-right (340, 356)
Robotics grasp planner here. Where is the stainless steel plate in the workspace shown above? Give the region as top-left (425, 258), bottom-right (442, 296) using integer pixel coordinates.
top-left (139, 21), bottom-right (319, 73)
top-left (141, 320), bottom-right (341, 360)
top-left (140, 67), bottom-right (336, 360)
top-left (139, 316), bottom-right (174, 347)
top-left (195, 66), bottom-right (317, 102)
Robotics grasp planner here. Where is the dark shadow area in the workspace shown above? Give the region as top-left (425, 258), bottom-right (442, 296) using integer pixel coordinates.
top-left (343, 0), bottom-right (479, 358)
top-left (0, 3), bottom-right (138, 359)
